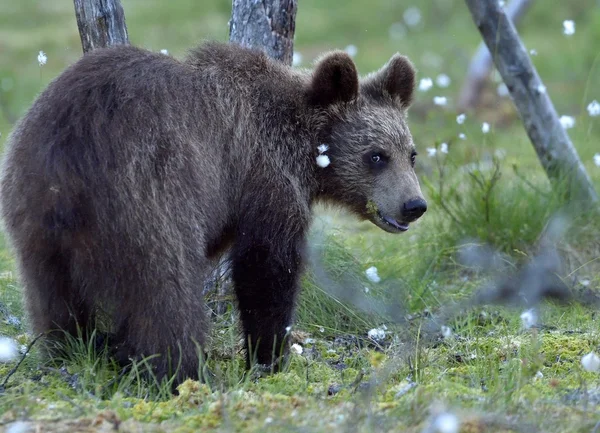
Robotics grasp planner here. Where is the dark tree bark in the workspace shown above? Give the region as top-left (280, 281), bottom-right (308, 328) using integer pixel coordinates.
top-left (73, 0), bottom-right (129, 54)
top-left (465, 0), bottom-right (598, 205)
top-left (229, 0), bottom-right (298, 66)
top-left (458, 0), bottom-right (534, 111)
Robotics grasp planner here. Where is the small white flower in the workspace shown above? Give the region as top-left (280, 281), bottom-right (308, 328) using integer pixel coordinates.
top-left (441, 326), bottom-right (452, 338)
top-left (534, 370), bottom-right (544, 380)
top-left (582, 351), bottom-right (600, 372)
top-left (426, 147), bottom-right (437, 157)
top-left (587, 100), bottom-right (600, 117)
top-left (440, 142), bottom-right (448, 154)
top-left (365, 266), bottom-right (381, 283)
top-left (432, 412), bottom-right (459, 433)
top-left (520, 309), bottom-right (537, 329)
top-left (291, 343), bottom-right (303, 355)
top-left (292, 52), bottom-right (303, 66)
top-left (563, 20), bottom-right (575, 36)
top-left (456, 113), bottom-right (466, 125)
top-left (160, 49), bottom-right (169, 55)
top-left (37, 50), bottom-right (47, 66)
top-left (316, 155), bottom-right (330, 168)
top-left (433, 96), bottom-right (447, 106)
top-left (536, 84), bottom-right (546, 94)
top-left (285, 325), bottom-right (292, 333)
top-left (482, 122), bottom-right (490, 134)
top-left (368, 327), bottom-right (386, 341)
top-left (436, 74), bottom-right (451, 88)
top-left (419, 77), bottom-right (433, 92)
top-left (530, 49), bottom-right (538, 56)
top-left (0, 337), bottom-right (19, 362)
top-left (319, 327), bottom-right (325, 333)
top-left (265, 417), bottom-right (273, 424)
top-left (458, 133), bottom-right (466, 140)
top-left (403, 7), bottom-right (422, 27)
top-left (364, 286), bottom-right (370, 293)
top-left (388, 22), bottom-right (407, 41)
top-left (344, 45), bottom-right (358, 57)
top-left (497, 83), bottom-right (509, 97)
top-left (559, 115), bottom-right (576, 129)
top-left (317, 144), bottom-right (329, 154)
top-left (593, 153), bottom-right (600, 167)
top-left (581, 278), bottom-right (591, 286)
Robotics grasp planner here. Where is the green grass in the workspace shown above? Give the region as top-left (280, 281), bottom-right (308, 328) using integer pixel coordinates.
top-left (2, 0), bottom-right (600, 432)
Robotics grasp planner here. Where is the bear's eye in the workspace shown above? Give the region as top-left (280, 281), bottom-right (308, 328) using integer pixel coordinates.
top-left (410, 151), bottom-right (417, 167)
top-left (364, 151), bottom-right (388, 168)
top-left (371, 154), bottom-right (382, 163)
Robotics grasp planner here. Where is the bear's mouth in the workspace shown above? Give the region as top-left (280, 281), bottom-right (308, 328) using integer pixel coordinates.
top-left (376, 211), bottom-right (409, 233)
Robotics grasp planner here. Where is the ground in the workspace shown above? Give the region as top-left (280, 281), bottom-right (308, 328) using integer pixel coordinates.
top-left (1, 0), bottom-right (600, 432)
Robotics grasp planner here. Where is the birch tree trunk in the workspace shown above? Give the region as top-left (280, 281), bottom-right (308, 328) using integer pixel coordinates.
top-left (73, 0), bottom-right (129, 54)
top-left (229, 0), bottom-right (298, 66)
top-left (458, 0), bottom-right (534, 110)
top-left (464, 0), bottom-right (598, 205)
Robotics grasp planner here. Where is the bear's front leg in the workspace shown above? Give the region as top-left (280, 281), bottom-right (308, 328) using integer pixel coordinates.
top-left (231, 216), bottom-right (306, 373)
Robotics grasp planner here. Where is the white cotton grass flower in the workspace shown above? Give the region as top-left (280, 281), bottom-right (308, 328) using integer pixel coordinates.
top-left (482, 122), bottom-right (490, 134)
top-left (403, 7), bottom-right (422, 27)
top-left (559, 115), bottom-right (575, 129)
top-left (520, 309), bottom-right (537, 329)
top-left (160, 49), bottom-right (169, 55)
top-left (441, 325), bottom-right (452, 339)
top-left (344, 45), bottom-right (358, 57)
top-left (292, 52), bottom-right (303, 67)
top-left (497, 83), bottom-right (509, 97)
top-left (432, 412), bottom-right (460, 433)
top-left (427, 147), bottom-right (437, 157)
top-left (0, 336), bottom-right (19, 362)
top-left (439, 142), bottom-right (448, 154)
top-left (534, 370), bottom-right (544, 380)
top-left (563, 20), bottom-right (575, 36)
top-left (265, 417), bottom-right (274, 424)
top-left (316, 155), bottom-right (330, 168)
top-left (364, 286), bottom-right (370, 293)
top-left (436, 74), bottom-right (451, 88)
top-left (587, 100), bottom-right (600, 117)
top-left (593, 153), bottom-right (600, 167)
top-left (433, 96), bottom-right (447, 106)
top-left (365, 266), bottom-right (381, 283)
top-left (419, 77), bottom-right (433, 92)
top-left (530, 49), bottom-right (538, 56)
top-left (582, 351), bottom-right (600, 372)
top-left (388, 22), bottom-right (407, 41)
top-left (37, 50), bottom-right (47, 66)
top-left (456, 113), bottom-right (466, 125)
top-left (458, 133), bottom-right (466, 140)
top-left (317, 144), bottom-right (329, 154)
top-left (291, 343), bottom-right (303, 355)
top-left (368, 327), bottom-right (386, 341)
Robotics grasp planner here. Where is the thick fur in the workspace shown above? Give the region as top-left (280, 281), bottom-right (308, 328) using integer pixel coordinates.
top-left (0, 41), bottom-right (425, 386)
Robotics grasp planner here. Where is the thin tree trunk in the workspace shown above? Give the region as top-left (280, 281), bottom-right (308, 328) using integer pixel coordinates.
top-left (73, 0), bottom-right (129, 54)
top-left (458, 0), bottom-right (534, 111)
top-left (229, 0), bottom-right (298, 66)
top-left (464, 0), bottom-right (598, 205)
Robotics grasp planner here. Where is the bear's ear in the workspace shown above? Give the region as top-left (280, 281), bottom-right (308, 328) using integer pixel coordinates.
top-left (308, 51), bottom-right (359, 107)
top-left (361, 54), bottom-right (416, 109)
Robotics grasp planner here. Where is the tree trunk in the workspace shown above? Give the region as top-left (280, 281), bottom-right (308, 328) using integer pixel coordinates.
top-left (458, 0), bottom-right (534, 111)
top-left (229, 0), bottom-right (298, 66)
top-left (464, 0), bottom-right (598, 205)
top-left (73, 0), bottom-right (129, 54)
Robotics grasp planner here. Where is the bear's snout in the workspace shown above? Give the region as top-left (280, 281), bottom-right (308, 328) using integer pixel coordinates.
top-left (401, 198), bottom-right (427, 221)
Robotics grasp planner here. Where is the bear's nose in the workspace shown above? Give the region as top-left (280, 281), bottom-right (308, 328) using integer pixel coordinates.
top-left (402, 198), bottom-right (427, 221)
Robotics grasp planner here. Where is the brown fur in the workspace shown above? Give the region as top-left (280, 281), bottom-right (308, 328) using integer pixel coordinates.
top-left (0, 41), bottom-right (426, 386)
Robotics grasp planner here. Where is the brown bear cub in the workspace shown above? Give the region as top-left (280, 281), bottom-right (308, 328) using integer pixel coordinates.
top-left (0, 41), bottom-right (427, 386)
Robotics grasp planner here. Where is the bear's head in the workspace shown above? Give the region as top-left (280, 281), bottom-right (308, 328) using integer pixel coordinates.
top-left (309, 51), bottom-right (427, 233)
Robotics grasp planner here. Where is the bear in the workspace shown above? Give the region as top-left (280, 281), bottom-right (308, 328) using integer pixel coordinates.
top-left (0, 40), bottom-right (427, 386)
